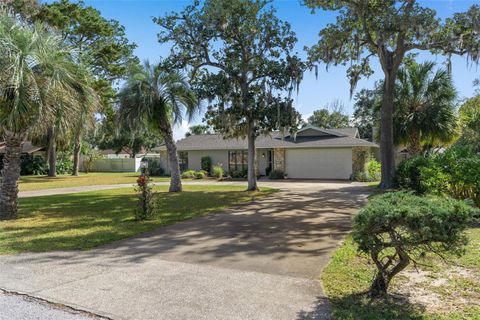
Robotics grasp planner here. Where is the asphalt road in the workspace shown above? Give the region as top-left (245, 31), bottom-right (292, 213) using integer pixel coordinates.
top-left (0, 291), bottom-right (102, 320)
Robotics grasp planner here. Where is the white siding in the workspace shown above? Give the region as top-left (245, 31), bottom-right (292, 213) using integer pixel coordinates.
top-left (285, 148), bottom-right (352, 180)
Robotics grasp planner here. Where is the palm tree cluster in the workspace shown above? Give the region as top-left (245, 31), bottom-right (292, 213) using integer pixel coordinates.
top-left (0, 12), bottom-right (98, 219)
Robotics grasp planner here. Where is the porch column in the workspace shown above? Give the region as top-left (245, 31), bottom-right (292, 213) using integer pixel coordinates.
top-left (273, 148), bottom-right (285, 172)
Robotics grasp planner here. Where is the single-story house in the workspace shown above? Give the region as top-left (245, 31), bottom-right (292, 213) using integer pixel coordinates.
top-left (98, 148), bottom-right (159, 159)
top-left (0, 141), bottom-right (46, 157)
top-left (155, 125), bottom-right (378, 180)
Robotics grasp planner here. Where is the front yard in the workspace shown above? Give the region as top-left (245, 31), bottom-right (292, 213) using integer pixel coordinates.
top-left (0, 185), bottom-right (275, 254)
top-left (17, 172), bottom-right (173, 191)
top-left (322, 226), bottom-right (480, 319)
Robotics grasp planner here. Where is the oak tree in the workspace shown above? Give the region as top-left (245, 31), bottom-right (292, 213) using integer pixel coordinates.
top-left (155, 0), bottom-right (304, 190)
top-left (305, 0), bottom-right (480, 188)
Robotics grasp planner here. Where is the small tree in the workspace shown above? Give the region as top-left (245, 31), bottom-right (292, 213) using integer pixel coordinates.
top-left (353, 192), bottom-right (476, 297)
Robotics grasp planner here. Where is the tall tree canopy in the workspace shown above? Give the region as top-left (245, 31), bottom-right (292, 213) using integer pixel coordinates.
top-left (155, 0), bottom-right (304, 190)
top-left (352, 87), bottom-right (381, 141)
top-left (117, 62), bottom-right (199, 192)
top-left (353, 61), bottom-right (458, 154)
top-left (307, 100), bottom-right (349, 129)
top-left (394, 61), bottom-right (457, 155)
top-left (31, 0), bottom-right (138, 175)
top-left (0, 11), bottom-right (97, 219)
top-left (457, 95), bottom-right (480, 152)
top-left (186, 125), bottom-right (211, 137)
top-left (305, 0), bottom-right (480, 188)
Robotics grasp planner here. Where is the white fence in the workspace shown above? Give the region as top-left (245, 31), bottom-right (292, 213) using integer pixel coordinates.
top-left (80, 157), bottom-right (143, 172)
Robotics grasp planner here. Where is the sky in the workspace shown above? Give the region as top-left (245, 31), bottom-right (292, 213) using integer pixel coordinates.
top-left (43, 0), bottom-right (480, 140)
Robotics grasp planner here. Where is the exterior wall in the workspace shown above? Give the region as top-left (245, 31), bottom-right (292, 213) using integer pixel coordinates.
top-left (273, 148), bottom-right (285, 172)
top-left (257, 148), bottom-right (270, 175)
top-left (187, 150), bottom-right (229, 172)
top-left (284, 148), bottom-right (353, 179)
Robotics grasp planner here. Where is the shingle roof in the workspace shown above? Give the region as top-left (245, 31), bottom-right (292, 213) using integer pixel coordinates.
top-left (0, 141), bottom-right (46, 154)
top-left (156, 127), bottom-right (377, 151)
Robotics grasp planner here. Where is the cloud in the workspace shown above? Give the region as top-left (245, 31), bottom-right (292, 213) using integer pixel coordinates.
top-left (173, 120), bottom-right (189, 141)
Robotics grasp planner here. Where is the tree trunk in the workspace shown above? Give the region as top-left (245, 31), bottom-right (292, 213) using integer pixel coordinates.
top-left (0, 133), bottom-right (24, 220)
top-left (407, 131), bottom-right (422, 156)
top-left (246, 121), bottom-right (258, 191)
top-left (369, 271), bottom-right (390, 297)
top-left (47, 126), bottom-right (57, 177)
top-left (72, 134), bottom-right (81, 176)
top-left (161, 123), bottom-right (182, 192)
top-left (379, 71), bottom-right (396, 189)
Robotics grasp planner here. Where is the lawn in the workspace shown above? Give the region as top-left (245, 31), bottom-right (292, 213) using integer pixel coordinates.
top-left (322, 225), bottom-right (480, 319)
top-left (18, 172), bottom-right (173, 191)
top-left (0, 185), bottom-right (276, 254)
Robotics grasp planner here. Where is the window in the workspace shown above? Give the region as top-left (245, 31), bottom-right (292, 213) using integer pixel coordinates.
top-left (179, 152), bottom-right (188, 171)
top-left (228, 150), bottom-right (248, 172)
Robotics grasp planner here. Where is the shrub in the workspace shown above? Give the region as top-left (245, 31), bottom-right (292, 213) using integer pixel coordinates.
top-left (144, 158), bottom-right (165, 176)
top-left (395, 147), bottom-right (480, 206)
top-left (353, 192), bottom-right (476, 297)
top-left (19, 154), bottom-right (47, 175)
top-left (212, 164), bottom-right (223, 179)
top-left (194, 170), bottom-right (206, 179)
top-left (55, 152), bottom-right (73, 175)
top-left (366, 160), bottom-right (381, 181)
top-left (269, 170), bottom-right (285, 179)
top-left (201, 156), bottom-right (211, 174)
top-left (181, 170), bottom-right (196, 179)
top-left (229, 168), bottom-right (248, 179)
top-left (352, 159), bottom-right (381, 182)
top-left (394, 155), bottom-right (433, 194)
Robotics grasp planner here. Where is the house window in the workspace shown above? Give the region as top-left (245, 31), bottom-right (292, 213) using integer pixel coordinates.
top-left (228, 150), bottom-right (248, 172)
top-left (179, 151), bottom-right (188, 171)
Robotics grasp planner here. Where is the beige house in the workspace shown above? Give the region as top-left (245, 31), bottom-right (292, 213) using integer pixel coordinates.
top-left (156, 126), bottom-right (378, 180)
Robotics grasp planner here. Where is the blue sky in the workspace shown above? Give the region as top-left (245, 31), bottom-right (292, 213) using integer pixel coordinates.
top-left (43, 0), bottom-right (480, 139)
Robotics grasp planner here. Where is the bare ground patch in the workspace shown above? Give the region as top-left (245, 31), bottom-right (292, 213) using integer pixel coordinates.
top-left (391, 265), bottom-right (480, 315)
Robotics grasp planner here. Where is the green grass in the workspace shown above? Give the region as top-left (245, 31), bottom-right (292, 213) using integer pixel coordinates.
top-left (0, 185), bottom-right (276, 254)
top-left (321, 225), bottom-right (480, 320)
top-left (18, 172), bottom-right (172, 191)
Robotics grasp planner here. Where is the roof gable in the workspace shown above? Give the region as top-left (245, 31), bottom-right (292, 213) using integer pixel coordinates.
top-left (293, 125), bottom-right (347, 138)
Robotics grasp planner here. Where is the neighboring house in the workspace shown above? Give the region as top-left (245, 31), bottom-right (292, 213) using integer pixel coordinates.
top-left (0, 141), bottom-right (46, 157)
top-left (155, 125), bottom-right (378, 180)
top-left (99, 148), bottom-right (159, 159)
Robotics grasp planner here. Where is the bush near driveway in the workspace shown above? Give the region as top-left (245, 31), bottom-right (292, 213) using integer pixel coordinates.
top-left (353, 192), bottom-right (475, 297)
top-left (395, 147), bottom-right (480, 206)
top-left (323, 192), bottom-right (479, 320)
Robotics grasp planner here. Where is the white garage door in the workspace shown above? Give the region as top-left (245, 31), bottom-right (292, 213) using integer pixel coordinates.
top-left (285, 148), bottom-right (352, 179)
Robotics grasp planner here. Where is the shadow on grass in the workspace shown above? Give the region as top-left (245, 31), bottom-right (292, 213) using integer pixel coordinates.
top-left (298, 292), bottom-right (426, 320)
top-left (2, 188), bottom-right (268, 254)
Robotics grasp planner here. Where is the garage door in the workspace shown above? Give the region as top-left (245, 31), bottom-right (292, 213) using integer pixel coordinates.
top-left (285, 148), bottom-right (352, 179)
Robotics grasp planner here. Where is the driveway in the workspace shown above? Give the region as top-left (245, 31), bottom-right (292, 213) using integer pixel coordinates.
top-left (1, 181), bottom-right (371, 320)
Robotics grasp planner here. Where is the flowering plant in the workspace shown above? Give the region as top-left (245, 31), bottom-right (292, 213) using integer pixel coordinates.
top-left (134, 173), bottom-right (155, 220)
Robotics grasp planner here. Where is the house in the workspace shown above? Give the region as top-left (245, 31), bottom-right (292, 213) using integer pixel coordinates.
top-left (155, 126), bottom-right (378, 180)
top-left (98, 148), bottom-right (159, 159)
top-left (0, 141), bottom-right (46, 157)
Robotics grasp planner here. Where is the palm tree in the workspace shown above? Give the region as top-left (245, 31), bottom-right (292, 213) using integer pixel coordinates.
top-left (0, 13), bottom-right (95, 219)
top-left (394, 61), bottom-right (457, 155)
top-left (117, 61), bottom-right (199, 192)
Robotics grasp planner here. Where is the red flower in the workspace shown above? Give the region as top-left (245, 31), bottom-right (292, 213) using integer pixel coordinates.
top-left (137, 175), bottom-right (146, 187)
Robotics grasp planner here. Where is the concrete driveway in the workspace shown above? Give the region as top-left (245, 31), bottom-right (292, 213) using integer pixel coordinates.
top-left (0, 181), bottom-right (371, 320)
